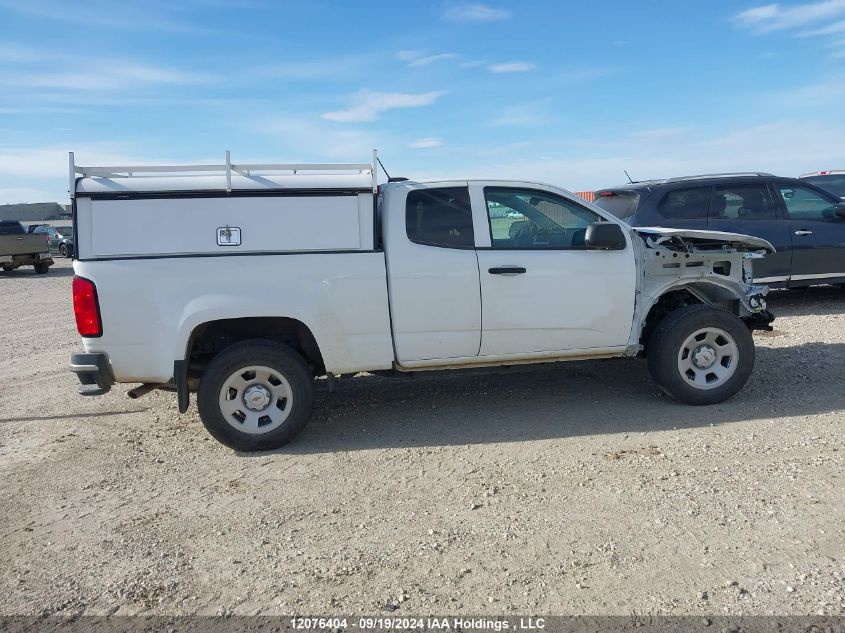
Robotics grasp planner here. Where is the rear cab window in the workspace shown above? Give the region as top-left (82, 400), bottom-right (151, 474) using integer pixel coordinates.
top-left (406, 187), bottom-right (474, 248)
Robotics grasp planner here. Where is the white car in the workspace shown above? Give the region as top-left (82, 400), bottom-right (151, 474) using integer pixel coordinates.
top-left (68, 152), bottom-right (775, 451)
top-left (800, 170), bottom-right (845, 199)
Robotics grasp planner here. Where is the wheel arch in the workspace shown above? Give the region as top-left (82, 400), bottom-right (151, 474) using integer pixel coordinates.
top-left (185, 316), bottom-right (326, 379)
top-left (637, 280), bottom-right (743, 350)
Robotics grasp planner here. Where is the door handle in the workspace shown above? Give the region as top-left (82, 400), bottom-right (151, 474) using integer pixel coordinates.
top-left (489, 266), bottom-right (527, 275)
top-left (794, 230), bottom-right (813, 236)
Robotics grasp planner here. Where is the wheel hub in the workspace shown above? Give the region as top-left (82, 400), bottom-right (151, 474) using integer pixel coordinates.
top-left (243, 384), bottom-right (271, 411)
top-left (691, 345), bottom-right (717, 369)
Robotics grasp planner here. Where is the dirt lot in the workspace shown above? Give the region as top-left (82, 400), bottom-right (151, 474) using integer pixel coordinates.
top-left (0, 258), bottom-right (842, 617)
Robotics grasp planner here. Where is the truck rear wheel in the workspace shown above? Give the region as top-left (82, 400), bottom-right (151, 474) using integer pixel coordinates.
top-left (647, 304), bottom-right (754, 405)
top-left (197, 340), bottom-right (314, 451)
top-left (34, 262), bottom-right (49, 274)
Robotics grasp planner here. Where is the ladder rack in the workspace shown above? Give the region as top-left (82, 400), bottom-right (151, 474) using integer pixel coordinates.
top-left (69, 150), bottom-right (379, 197)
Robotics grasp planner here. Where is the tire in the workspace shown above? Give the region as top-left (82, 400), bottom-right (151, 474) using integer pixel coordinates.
top-left (34, 262), bottom-right (50, 274)
top-left (197, 340), bottom-right (314, 451)
top-left (647, 304), bottom-right (754, 405)
top-left (59, 243), bottom-right (69, 258)
top-left (1, 264), bottom-right (12, 272)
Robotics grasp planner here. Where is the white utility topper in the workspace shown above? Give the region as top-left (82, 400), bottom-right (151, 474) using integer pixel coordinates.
top-left (69, 151), bottom-right (775, 451)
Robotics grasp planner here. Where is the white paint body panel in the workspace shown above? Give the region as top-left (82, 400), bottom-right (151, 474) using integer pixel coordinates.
top-left (469, 181), bottom-right (636, 355)
top-left (75, 254), bottom-right (394, 381)
top-left (382, 182), bottom-right (482, 361)
top-left (77, 194), bottom-right (373, 259)
top-left (476, 249), bottom-right (636, 354)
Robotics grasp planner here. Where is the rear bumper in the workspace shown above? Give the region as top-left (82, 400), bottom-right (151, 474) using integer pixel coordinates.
top-left (70, 352), bottom-right (115, 392)
top-left (0, 253), bottom-right (53, 265)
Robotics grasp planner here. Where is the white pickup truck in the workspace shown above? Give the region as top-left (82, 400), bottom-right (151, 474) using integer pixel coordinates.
top-left (68, 152), bottom-right (775, 451)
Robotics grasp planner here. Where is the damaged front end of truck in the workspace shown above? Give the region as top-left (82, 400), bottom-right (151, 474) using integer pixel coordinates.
top-left (630, 226), bottom-right (775, 352)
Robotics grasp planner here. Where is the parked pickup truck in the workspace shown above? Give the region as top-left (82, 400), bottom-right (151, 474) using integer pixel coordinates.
top-left (68, 152), bottom-right (775, 451)
top-left (0, 220), bottom-right (53, 273)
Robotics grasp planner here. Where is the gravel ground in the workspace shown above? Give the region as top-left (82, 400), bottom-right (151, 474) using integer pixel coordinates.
top-left (0, 258), bottom-right (842, 617)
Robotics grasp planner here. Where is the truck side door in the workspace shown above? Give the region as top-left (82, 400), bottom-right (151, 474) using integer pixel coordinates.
top-left (383, 184), bottom-right (482, 362)
top-left (472, 185), bottom-right (636, 356)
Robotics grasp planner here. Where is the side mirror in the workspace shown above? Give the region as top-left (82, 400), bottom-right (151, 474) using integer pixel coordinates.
top-left (835, 203), bottom-right (845, 219)
top-left (585, 222), bottom-right (626, 250)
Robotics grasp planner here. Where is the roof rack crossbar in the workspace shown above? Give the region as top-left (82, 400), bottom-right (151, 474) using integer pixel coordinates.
top-left (665, 172), bottom-right (774, 182)
top-left (69, 150), bottom-right (379, 198)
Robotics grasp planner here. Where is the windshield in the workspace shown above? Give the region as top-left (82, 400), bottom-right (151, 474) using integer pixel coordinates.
top-left (593, 191), bottom-right (640, 219)
top-left (802, 175), bottom-right (845, 198)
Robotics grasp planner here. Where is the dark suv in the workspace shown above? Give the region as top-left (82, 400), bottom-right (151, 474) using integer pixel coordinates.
top-left (594, 173), bottom-right (845, 288)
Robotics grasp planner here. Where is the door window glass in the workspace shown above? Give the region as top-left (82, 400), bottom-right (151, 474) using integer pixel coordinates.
top-left (485, 188), bottom-right (603, 249)
top-left (777, 185), bottom-right (838, 220)
top-left (406, 187), bottom-right (474, 248)
top-left (658, 187), bottom-right (710, 219)
top-left (712, 185), bottom-right (778, 220)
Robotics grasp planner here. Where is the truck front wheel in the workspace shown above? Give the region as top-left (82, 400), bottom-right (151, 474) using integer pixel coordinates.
top-left (197, 340), bottom-right (314, 451)
top-left (647, 304), bottom-right (754, 405)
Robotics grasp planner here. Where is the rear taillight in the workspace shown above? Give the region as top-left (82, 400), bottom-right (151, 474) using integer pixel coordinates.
top-left (72, 276), bottom-right (102, 337)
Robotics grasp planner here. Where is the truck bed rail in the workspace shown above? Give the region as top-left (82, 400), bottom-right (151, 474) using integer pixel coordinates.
top-left (69, 150), bottom-right (378, 197)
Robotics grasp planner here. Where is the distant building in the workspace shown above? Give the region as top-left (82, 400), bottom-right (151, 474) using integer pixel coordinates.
top-left (575, 191), bottom-right (596, 203)
top-left (0, 202), bottom-right (71, 222)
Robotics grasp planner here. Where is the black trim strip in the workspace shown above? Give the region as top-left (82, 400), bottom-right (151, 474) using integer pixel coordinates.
top-left (76, 249), bottom-right (383, 262)
top-left (174, 360), bottom-right (189, 414)
top-left (77, 188), bottom-right (370, 201)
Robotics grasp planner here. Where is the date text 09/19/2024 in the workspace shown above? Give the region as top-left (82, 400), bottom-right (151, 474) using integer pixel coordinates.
top-left (289, 617), bottom-right (547, 631)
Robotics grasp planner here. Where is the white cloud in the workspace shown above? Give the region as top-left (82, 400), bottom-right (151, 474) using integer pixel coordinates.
top-left (260, 117), bottom-right (381, 160)
top-left (558, 66), bottom-right (615, 83)
top-left (0, 187), bottom-right (60, 205)
top-left (408, 53), bottom-right (460, 67)
top-left (800, 17), bottom-right (845, 34)
top-left (768, 74), bottom-right (845, 106)
top-left (443, 3), bottom-right (511, 23)
top-left (486, 101), bottom-right (551, 127)
top-left (396, 50), bottom-right (423, 61)
top-left (0, 0), bottom-right (209, 32)
top-left (408, 138), bottom-right (443, 149)
top-left (629, 127), bottom-right (691, 139)
top-left (256, 56), bottom-right (370, 80)
top-left (322, 90), bottom-right (446, 123)
top-left (0, 65), bottom-right (214, 91)
top-left (734, 0), bottom-right (845, 33)
top-left (394, 51), bottom-right (461, 67)
top-left (405, 120), bottom-right (845, 192)
top-left (488, 61), bottom-right (536, 73)
top-left (0, 45), bottom-right (215, 93)
top-left (458, 59), bottom-right (488, 68)
top-left (0, 144), bottom-right (160, 204)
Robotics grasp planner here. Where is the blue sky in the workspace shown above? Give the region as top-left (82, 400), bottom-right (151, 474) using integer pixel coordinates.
top-left (1, 0), bottom-right (844, 203)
